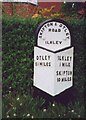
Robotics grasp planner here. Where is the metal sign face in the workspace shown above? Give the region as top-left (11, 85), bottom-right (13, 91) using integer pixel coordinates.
top-left (37, 19), bottom-right (71, 52)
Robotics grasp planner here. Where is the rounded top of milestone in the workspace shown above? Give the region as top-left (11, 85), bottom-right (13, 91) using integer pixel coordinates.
top-left (36, 19), bottom-right (71, 52)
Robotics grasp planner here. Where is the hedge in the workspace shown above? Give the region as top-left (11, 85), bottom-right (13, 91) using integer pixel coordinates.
top-left (2, 16), bottom-right (86, 118)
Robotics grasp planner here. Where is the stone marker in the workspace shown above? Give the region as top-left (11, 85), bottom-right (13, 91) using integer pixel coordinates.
top-left (37, 19), bottom-right (71, 52)
top-left (34, 19), bottom-right (74, 96)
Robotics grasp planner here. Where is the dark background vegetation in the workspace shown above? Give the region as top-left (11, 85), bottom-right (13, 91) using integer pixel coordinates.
top-left (2, 2), bottom-right (86, 117)
top-left (2, 16), bottom-right (86, 118)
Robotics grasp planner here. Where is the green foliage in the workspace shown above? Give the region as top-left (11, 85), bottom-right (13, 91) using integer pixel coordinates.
top-left (61, 2), bottom-right (84, 17)
top-left (2, 16), bottom-right (85, 118)
top-left (2, 93), bottom-right (85, 118)
top-left (2, 16), bottom-right (44, 95)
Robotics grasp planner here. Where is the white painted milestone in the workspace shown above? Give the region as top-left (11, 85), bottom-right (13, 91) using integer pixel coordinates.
top-left (34, 19), bottom-right (74, 96)
top-left (37, 21), bottom-right (71, 51)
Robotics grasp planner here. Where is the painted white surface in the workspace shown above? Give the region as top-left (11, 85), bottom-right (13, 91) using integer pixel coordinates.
top-left (54, 47), bottom-right (74, 95)
top-left (34, 46), bottom-right (55, 96)
top-left (2, 0), bottom-right (38, 5)
top-left (38, 21), bottom-right (71, 52)
top-left (34, 47), bottom-right (73, 96)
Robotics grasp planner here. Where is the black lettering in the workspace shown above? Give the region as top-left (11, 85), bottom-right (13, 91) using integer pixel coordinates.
top-left (58, 29), bottom-right (61, 32)
top-left (52, 29), bottom-right (54, 32)
top-left (56, 41), bottom-right (58, 44)
top-left (59, 24), bottom-right (62, 27)
top-left (39, 36), bottom-right (42, 38)
top-left (48, 56), bottom-right (50, 60)
top-left (59, 41), bottom-right (62, 44)
top-left (55, 22), bottom-right (57, 26)
top-left (62, 62), bottom-right (70, 67)
top-left (55, 29), bottom-right (57, 32)
top-left (36, 56), bottom-right (39, 60)
top-left (58, 56), bottom-right (61, 60)
top-left (66, 33), bottom-right (69, 36)
top-left (63, 26), bottom-right (66, 29)
top-left (64, 29), bottom-right (67, 32)
top-left (49, 28), bottom-right (51, 32)
top-left (44, 25), bottom-right (47, 28)
top-left (61, 77), bottom-right (71, 82)
top-left (41, 29), bottom-right (43, 33)
top-left (62, 56), bottom-right (64, 61)
top-left (35, 62), bottom-right (37, 66)
top-left (62, 78), bottom-right (65, 82)
top-left (40, 32), bottom-right (42, 35)
top-left (67, 36), bottom-right (70, 39)
top-left (42, 27), bottom-right (45, 31)
top-left (50, 41), bottom-right (52, 44)
top-left (45, 56), bottom-right (47, 60)
top-left (57, 78), bottom-right (60, 82)
top-left (50, 23), bottom-right (53, 26)
top-left (56, 71), bottom-right (61, 75)
top-left (49, 62), bottom-right (51, 66)
top-left (47, 23), bottom-right (50, 27)
top-left (41, 56), bottom-right (44, 60)
top-left (40, 62), bottom-right (42, 66)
